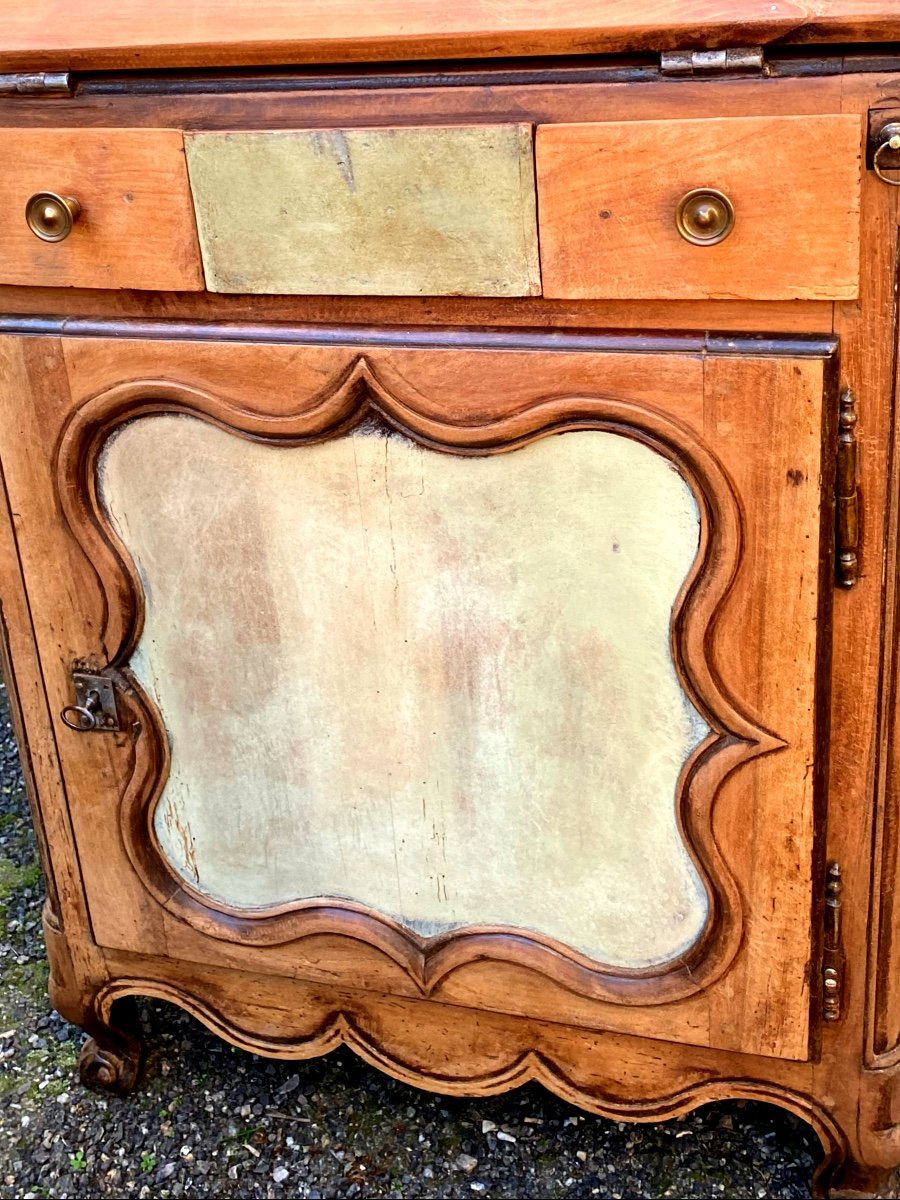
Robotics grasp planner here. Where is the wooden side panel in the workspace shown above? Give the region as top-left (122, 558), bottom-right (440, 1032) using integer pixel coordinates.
top-left (536, 114), bottom-right (861, 301)
top-left (0, 335), bottom-right (171, 954)
top-left (0, 129), bottom-right (203, 292)
top-left (185, 126), bottom-right (541, 297)
top-left (701, 354), bottom-right (827, 1058)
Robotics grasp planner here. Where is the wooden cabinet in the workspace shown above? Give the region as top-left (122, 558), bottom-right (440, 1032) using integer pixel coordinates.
top-left (1, 8), bottom-right (900, 1197)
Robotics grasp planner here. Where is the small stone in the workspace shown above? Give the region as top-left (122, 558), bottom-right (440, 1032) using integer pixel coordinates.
top-left (576, 1150), bottom-right (588, 1163)
top-left (456, 1153), bottom-right (478, 1173)
top-left (481, 1120), bottom-right (497, 1134)
top-left (272, 1166), bottom-right (289, 1183)
top-left (471, 1184), bottom-right (487, 1194)
top-left (496, 1130), bottom-right (516, 1144)
top-left (276, 1074), bottom-right (300, 1097)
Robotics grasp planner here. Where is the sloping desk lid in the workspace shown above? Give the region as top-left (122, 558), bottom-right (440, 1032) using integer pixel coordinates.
top-left (0, 1), bottom-right (898, 74)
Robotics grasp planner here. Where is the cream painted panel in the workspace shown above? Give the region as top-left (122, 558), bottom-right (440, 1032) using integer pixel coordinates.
top-left (99, 416), bottom-right (709, 968)
top-left (184, 126), bottom-right (541, 296)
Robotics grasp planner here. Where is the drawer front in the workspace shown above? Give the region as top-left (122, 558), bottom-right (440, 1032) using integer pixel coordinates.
top-left (0, 129), bottom-right (204, 292)
top-left (184, 125), bottom-right (541, 296)
top-left (536, 114), bottom-right (861, 301)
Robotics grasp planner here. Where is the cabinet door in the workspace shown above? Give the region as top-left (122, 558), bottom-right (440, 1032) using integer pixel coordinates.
top-left (0, 326), bottom-right (837, 1062)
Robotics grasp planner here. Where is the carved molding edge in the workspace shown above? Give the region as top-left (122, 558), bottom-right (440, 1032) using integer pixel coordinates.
top-left (54, 354), bottom-right (782, 1008)
top-left (87, 972), bottom-right (847, 1186)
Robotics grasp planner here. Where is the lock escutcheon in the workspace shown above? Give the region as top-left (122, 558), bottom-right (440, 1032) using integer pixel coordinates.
top-left (60, 671), bottom-right (120, 732)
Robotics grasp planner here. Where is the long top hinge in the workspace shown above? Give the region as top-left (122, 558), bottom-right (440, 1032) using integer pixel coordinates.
top-left (660, 47), bottom-right (767, 78)
top-left (0, 72), bottom-right (72, 97)
top-left (823, 862), bottom-right (844, 1023)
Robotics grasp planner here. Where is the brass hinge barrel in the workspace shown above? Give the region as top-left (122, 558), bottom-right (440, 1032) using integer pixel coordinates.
top-left (836, 387), bottom-right (860, 588)
top-left (823, 862), bottom-right (844, 1023)
top-left (0, 72), bottom-right (72, 97)
top-left (659, 48), bottom-right (766, 77)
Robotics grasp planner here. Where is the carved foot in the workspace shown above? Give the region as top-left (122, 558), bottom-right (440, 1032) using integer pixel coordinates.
top-left (819, 1159), bottom-right (900, 1198)
top-left (77, 1008), bottom-right (143, 1095)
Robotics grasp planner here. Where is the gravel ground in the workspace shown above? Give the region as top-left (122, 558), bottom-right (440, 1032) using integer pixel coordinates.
top-left (0, 675), bottom-right (820, 1199)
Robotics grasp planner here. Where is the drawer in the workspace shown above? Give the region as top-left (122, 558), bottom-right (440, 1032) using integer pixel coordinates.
top-left (536, 115), bottom-right (861, 301)
top-left (184, 125), bottom-right (541, 296)
top-left (0, 128), bottom-right (204, 292)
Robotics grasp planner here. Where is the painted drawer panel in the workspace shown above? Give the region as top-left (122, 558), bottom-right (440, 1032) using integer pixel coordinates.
top-left (536, 114), bottom-right (861, 301)
top-left (0, 128), bottom-right (204, 292)
top-left (184, 125), bottom-right (541, 297)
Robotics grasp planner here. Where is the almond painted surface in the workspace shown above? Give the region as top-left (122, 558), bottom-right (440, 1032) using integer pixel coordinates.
top-left (185, 126), bottom-right (541, 297)
top-left (99, 415), bottom-right (708, 968)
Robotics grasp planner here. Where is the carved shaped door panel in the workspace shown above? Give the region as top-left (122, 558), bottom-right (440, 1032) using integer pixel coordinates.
top-left (0, 327), bottom-right (837, 1062)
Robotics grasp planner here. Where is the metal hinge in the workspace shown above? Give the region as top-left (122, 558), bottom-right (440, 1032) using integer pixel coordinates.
top-left (836, 387), bottom-right (860, 589)
top-left (59, 670), bottom-right (120, 733)
top-left (823, 862), bottom-right (844, 1023)
top-left (0, 72), bottom-right (72, 97)
top-left (659, 47), bottom-right (767, 78)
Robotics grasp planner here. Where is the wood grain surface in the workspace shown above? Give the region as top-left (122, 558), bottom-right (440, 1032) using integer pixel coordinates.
top-left (0, 128), bottom-right (202, 292)
top-left (537, 114), bottom-right (861, 301)
top-left (0, 1), bottom-right (897, 72)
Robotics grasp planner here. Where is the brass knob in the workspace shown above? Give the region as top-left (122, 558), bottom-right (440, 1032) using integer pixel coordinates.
top-left (25, 191), bottom-right (82, 242)
top-left (675, 188), bottom-right (734, 246)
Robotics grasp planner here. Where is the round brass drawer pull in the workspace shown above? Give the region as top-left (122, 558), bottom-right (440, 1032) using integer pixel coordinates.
top-left (25, 191), bottom-right (82, 242)
top-left (873, 122), bottom-right (900, 187)
top-left (675, 187), bottom-right (735, 246)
